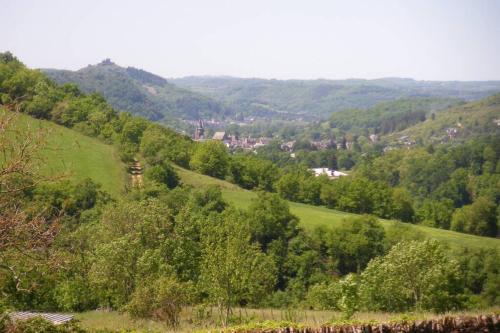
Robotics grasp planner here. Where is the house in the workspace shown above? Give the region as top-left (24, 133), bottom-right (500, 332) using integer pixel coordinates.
top-left (311, 139), bottom-right (334, 150)
top-left (310, 168), bottom-right (348, 179)
top-left (281, 141), bottom-right (295, 152)
top-left (212, 131), bottom-right (228, 141)
top-left (369, 134), bottom-right (378, 143)
top-left (446, 127), bottom-right (458, 139)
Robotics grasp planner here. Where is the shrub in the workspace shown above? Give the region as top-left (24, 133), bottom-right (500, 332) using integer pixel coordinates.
top-left (125, 276), bottom-right (191, 327)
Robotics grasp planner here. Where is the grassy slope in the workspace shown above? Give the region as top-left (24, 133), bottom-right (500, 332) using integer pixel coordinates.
top-left (10, 112), bottom-right (127, 197)
top-left (175, 166), bottom-right (500, 251)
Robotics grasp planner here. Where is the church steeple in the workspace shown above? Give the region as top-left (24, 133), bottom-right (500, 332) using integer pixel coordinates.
top-left (194, 119), bottom-right (204, 140)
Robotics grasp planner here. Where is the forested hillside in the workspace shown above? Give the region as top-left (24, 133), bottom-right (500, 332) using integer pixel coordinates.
top-left (327, 97), bottom-right (462, 135)
top-left (386, 93), bottom-right (500, 144)
top-left (44, 60), bottom-right (231, 122)
top-left (172, 76), bottom-right (500, 119)
top-left (1, 52), bottom-right (499, 332)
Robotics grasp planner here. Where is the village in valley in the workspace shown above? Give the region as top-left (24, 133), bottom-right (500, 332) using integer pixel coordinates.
top-left (192, 119), bottom-right (350, 179)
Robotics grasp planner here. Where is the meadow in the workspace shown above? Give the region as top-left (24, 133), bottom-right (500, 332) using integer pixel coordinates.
top-left (175, 166), bottom-right (500, 251)
top-left (10, 112), bottom-right (127, 197)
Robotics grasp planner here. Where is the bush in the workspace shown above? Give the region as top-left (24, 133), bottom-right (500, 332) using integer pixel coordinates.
top-left (125, 276), bottom-right (191, 327)
top-left (144, 164), bottom-right (179, 189)
top-left (304, 281), bottom-right (340, 310)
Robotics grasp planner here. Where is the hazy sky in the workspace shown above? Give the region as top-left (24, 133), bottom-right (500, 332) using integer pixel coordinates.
top-left (2, 0), bottom-right (500, 80)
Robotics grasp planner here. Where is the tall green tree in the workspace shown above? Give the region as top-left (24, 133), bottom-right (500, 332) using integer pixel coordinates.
top-left (200, 208), bottom-right (276, 326)
top-left (450, 197), bottom-right (497, 236)
top-left (360, 240), bottom-right (464, 312)
top-left (190, 141), bottom-right (229, 179)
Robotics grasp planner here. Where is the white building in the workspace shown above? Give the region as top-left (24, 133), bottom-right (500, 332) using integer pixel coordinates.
top-left (310, 168), bottom-right (348, 179)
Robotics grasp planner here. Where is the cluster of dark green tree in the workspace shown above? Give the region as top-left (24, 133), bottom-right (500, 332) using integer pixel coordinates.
top-left (326, 98), bottom-right (461, 136)
top-left (355, 138), bottom-right (500, 236)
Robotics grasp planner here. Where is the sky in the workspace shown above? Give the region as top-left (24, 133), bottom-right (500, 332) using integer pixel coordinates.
top-left (1, 0), bottom-right (500, 81)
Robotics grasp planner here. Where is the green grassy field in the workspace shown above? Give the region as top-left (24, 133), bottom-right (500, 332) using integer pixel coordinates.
top-left (175, 166), bottom-right (500, 251)
top-left (9, 112), bottom-right (127, 197)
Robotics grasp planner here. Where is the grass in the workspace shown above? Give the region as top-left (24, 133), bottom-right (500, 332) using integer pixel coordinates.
top-left (9, 112), bottom-right (127, 197)
top-left (175, 166), bottom-right (500, 251)
top-left (75, 307), bottom-right (500, 332)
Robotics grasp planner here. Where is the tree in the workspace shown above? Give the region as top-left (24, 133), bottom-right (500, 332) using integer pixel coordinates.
top-left (304, 281), bottom-right (340, 310)
top-left (140, 124), bottom-right (193, 168)
top-left (189, 141), bottom-right (229, 179)
top-left (417, 199), bottom-right (454, 229)
top-left (328, 216), bottom-right (385, 274)
top-left (200, 208), bottom-right (276, 326)
top-left (0, 110), bottom-right (60, 296)
top-left (450, 197), bottom-right (497, 236)
top-left (337, 274), bottom-right (360, 319)
top-left (360, 240), bottom-right (464, 312)
top-left (390, 187), bottom-right (415, 222)
top-left (126, 276), bottom-right (192, 326)
top-left (247, 192), bottom-right (299, 251)
top-left (89, 236), bottom-right (142, 308)
top-left (145, 164), bottom-right (179, 189)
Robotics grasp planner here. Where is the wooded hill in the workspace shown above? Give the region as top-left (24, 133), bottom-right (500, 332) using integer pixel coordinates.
top-left (43, 61), bottom-right (500, 126)
top-left (43, 59), bottom-right (231, 123)
top-left (385, 93), bottom-right (500, 145)
top-left (172, 76), bottom-right (500, 120)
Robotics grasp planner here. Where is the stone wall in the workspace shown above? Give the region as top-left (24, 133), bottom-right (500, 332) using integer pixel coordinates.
top-left (220, 314), bottom-right (500, 333)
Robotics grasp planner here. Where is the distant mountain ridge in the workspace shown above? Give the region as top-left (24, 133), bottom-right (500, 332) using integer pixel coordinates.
top-left (43, 61), bottom-right (500, 125)
top-left (43, 60), bottom-right (231, 122)
top-left (172, 76), bottom-right (500, 119)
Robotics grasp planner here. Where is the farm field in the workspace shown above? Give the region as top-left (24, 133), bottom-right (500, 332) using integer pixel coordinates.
top-left (175, 166), bottom-right (500, 251)
top-left (7, 111), bottom-right (127, 197)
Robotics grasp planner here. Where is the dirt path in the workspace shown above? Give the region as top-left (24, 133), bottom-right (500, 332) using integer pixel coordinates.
top-left (129, 159), bottom-right (143, 188)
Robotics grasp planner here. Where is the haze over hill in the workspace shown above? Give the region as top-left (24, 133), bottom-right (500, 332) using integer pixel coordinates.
top-left (43, 60), bottom-right (231, 123)
top-left (172, 76), bottom-right (500, 119)
top-left (45, 61), bottom-right (500, 126)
